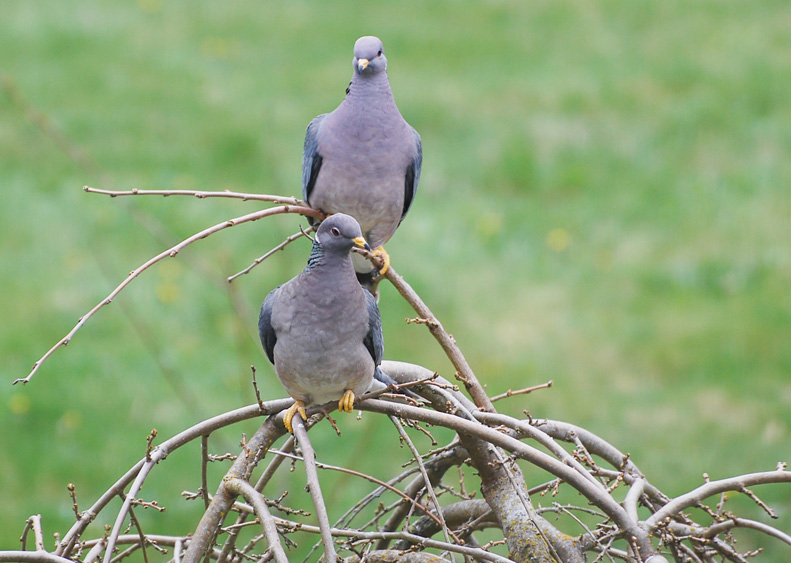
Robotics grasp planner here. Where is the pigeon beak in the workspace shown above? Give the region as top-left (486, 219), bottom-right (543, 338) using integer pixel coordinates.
top-left (357, 58), bottom-right (369, 73)
top-left (352, 236), bottom-right (371, 251)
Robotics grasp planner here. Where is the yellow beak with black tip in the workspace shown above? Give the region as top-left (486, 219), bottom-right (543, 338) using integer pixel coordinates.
top-left (357, 58), bottom-right (369, 73)
top-left (352, 236), bottom-right (371, 251)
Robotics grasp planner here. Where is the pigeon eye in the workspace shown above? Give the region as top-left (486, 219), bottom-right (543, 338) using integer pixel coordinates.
top-left (330, 227), bottom-right (341, 236)
top-left (377, 50), bottom-right (382, 57)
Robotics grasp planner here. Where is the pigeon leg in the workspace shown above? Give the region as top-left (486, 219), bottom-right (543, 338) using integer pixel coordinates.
top-left (338, 389), bottom-right (356, 413)
top-left (372, 246), bottom-right (390, 275)
top-left (283, 400), bottom-right (307, 433)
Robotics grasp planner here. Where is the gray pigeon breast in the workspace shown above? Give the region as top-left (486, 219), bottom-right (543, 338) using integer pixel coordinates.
top-left (308, 96), bottom-right (418, 249)
top-left (270, 267), bottom-right (374, 406)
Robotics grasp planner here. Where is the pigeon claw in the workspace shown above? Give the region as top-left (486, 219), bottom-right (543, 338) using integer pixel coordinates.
top-left (338, 389), bottom-right (356, 413)
top-left (372, 246), bottom-right (390, 276)
top-left (283, 400), bottom-right (307, 433)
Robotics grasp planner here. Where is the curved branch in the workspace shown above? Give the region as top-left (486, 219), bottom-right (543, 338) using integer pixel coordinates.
top-left (376, 445), bottom-right (469, 550)
top-left (393, 498), bottom-right (496, 550)
top-left (644, 471), bottom-right (791, 530)
top-left (357, 399), bottom-right (641, 557)
top-left (536, 419), bottom-right (669, 508)
top-left (223, 478), bottom-right (288, 563)
top-left (56, 399), bottom-right (291, 558)
top-left (345, 552), bottom-right (463, 563)
top-left (271, 517), bottom-right (516, 563)
top-left (184, 415), bottom-right (288, 561)
top-left (377, 362), bottom-right (584, 562)
top-left (215, 435), bottom-right (298, 561)
top-left (16, 204), bottom-right (321, 385)
top-left (668, 517), bottom-right (791, 548)
top-left (474, 411), bottom-right (604, 490)
top-left (624, 478), bottom-right (646, 524)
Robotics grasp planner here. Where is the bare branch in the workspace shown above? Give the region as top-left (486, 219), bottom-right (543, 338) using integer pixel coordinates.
top-left (17, 204), bottom-right (321, 385)
top-left (645, 470), bottom-right (791, 530)
top-left (377, 446), bottom-right (469, 550)
top-left (393, 499), bottom-right (496, 550)
top-left (57, 399), bottom-right (291, 559)
top-left (200, 435), bottom-right (210, 510)
top-left (692, 517), bottom-right (791, 547)
top-left (270, 517), bottom-right (517, 563)
top-left (390, 416), bottom-right (460, 554)
top-left (185, 414), bottom-right (288, 561)
top-left (382, 266), bottom-right (494, 412)
top-left (84, 186), bottom-right (306, 206)
top-left (624, 477), bottom-right (646, 524)
top-left (223, 478), bottom-right (288, 563)
top-left (0, 552), bottom-right (77, 563)
top-left (490, 381), bottom-right (553, 403)
top-left (357, 399), bottom-right (658, 557)
top-left (474, 411), bottom-right (603, 490)
top-left (228, 226), bottom-right (315, 282)
top-left (30, 514), bottom-right (45, 552)
top-left (291, 416), bottom-right (338, 563)
top-left (269, 448), bottom-right (445, 531)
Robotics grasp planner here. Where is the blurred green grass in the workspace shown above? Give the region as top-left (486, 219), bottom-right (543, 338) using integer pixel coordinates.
top-left (1, 0), bottom-right (789, 558)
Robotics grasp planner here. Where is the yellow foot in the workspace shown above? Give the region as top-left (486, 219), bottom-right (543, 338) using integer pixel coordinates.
top-left (283, 400), bottom-right (307, 433)
top-left (372, 246), bottom-right (390, 276)
top-left (338, 389), bottom-right (356, 413)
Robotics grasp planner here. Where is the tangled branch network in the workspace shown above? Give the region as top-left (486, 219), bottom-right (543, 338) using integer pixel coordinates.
top-left (5, 188), bottom-right (790, 563)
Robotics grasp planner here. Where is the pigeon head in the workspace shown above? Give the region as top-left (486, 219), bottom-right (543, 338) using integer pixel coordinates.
top-left (316, 213), bottom-right (370, 254)
top-left (353, 36), bottom-right (386, 75)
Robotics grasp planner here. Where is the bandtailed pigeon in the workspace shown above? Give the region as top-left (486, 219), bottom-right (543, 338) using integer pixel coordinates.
top-left (258, 213), bottom-right (385, 432)
top-left (302, 35), bottom-right (422, 291)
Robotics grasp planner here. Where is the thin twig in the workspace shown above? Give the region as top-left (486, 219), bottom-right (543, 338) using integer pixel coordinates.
top-left (739, 484), bottom-right (778, 519)
top-left (382, 265), bottom-right (494, 412)
top-left (125, 504), bottom-right (150, 563)
top-left (145, 429), bottom-right (157, 462)
top-left (268, 448), bottom-right (445, 531)
top-left (357, 399), bottom-right (636, 542)
top-left (228, 226), bottom-right (315, 282)
top-left (201, 435), bottom-right (210, 511)
top-left (84, 186), bottom-right (305, 206)
top-left (490, 381), bottom-right (553, 403)
top-left (17, 204), bottom-right (321, 385)
top-left (251, 365), bottom-right (265, 412)
top-left (390, 416), bottom-right (461, 554)
top-left (269, 517), bottom-right (516, 563)
top-left (19, 518), bottom-right (33, 551)
top-left (291, 416), bottom-right (338, 563)
top-left (67, 484), bottom-right (79, 520)
top-left (103, 463), bottom-right (155, 563)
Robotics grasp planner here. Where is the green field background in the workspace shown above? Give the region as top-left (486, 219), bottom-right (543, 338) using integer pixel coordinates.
top-left (1, 1), bottom-right (789, 559)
